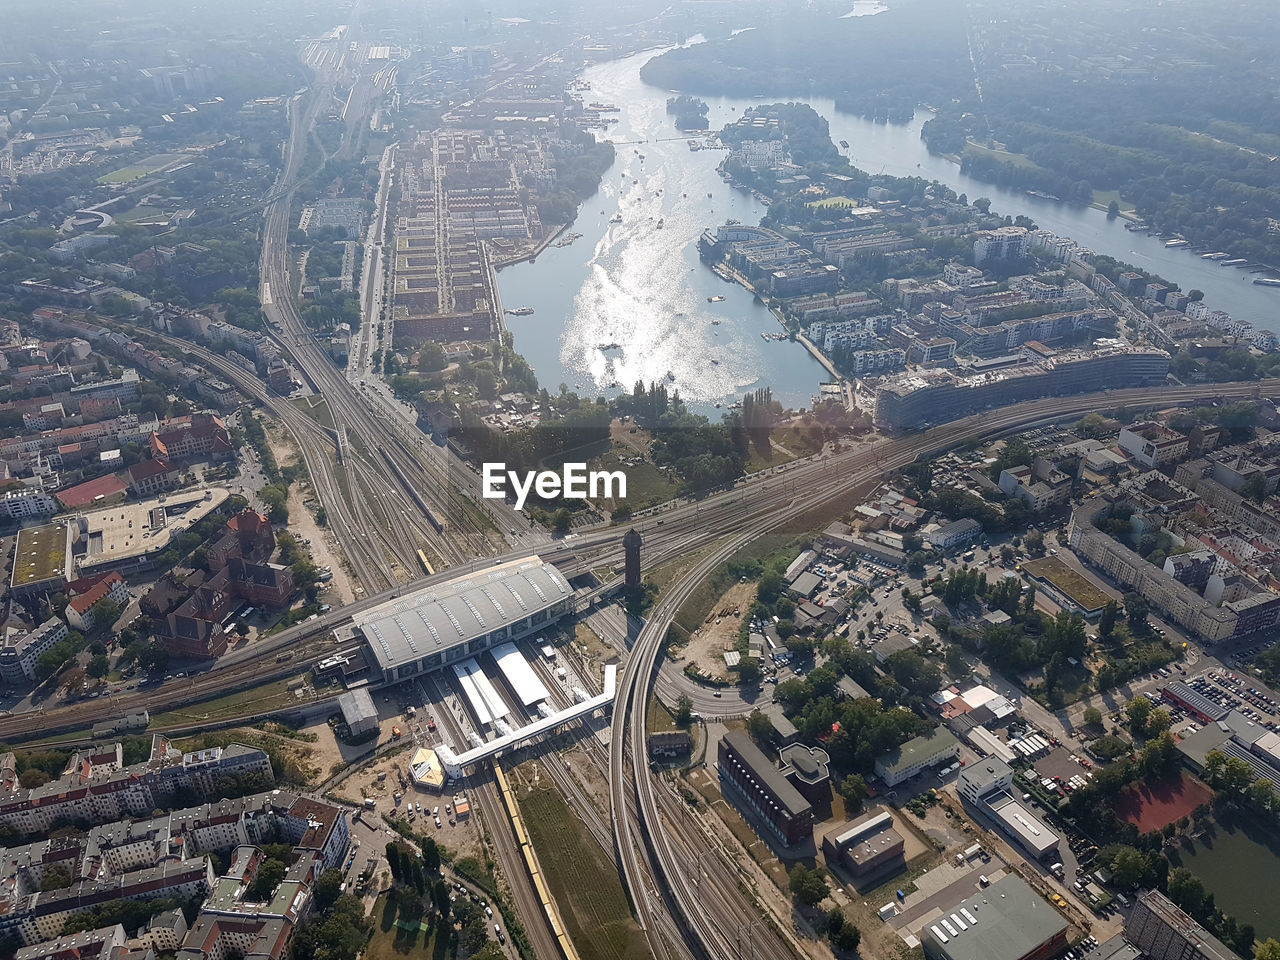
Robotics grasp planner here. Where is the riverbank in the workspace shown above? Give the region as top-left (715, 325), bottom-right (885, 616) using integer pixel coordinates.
top-left (493, 221), bottom-right (569, 270)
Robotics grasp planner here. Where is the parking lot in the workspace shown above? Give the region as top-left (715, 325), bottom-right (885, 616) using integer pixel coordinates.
top-left (1179, 670), bottom-right (1280, 730)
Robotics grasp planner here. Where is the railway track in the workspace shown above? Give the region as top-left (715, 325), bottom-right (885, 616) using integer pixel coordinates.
top-left (608, 378), bottom-right (1280, 958)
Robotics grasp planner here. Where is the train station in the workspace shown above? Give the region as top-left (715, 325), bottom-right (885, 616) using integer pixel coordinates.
top-left (346, 555), bottom-right (574, 684)
top-left (331, 554), bottom-right (614, 776)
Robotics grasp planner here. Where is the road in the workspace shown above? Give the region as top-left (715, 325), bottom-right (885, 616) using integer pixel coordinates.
top-left (13, 379), bottom-right (1278, 753)
top-left (604, 378), bottom-right (1280, 959)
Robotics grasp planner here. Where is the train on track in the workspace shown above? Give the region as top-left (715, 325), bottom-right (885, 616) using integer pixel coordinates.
top-left (493, 762), bottom-right (579, 960)
top-left (417, 548), bottom-right (435, 576)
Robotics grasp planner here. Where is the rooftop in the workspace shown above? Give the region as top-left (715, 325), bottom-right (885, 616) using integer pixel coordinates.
top-left (354, 556), bottom-right (570, 671)
top-left (11, 521), bottom-right (72, 589)
top-left (877, 727), bottom-right (958, 777)
top-left (986, 790), bottom-right (1060, 855)
top-left (78, 487), bottom-right (231, 571)
top-left (1021, 555), bottom-right (1112, 614)
top-left (922, 874), bottom-right (1067, 960)
top-left (721, 730), bottom-right (812, 819)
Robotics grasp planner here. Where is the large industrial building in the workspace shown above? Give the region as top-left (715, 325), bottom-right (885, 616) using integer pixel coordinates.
top-left (352, 556), bottom-right (573, 684)
top-left (958, 758), bottom-right (1061, 861)
top-left (920, 874), bottom-right (1068, 960)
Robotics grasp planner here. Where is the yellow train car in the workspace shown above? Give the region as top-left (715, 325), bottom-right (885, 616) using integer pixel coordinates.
top-left (417, 548), bottom-right (435, 576)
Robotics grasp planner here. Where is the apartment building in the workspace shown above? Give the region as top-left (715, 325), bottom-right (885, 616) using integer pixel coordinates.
top-left (972, 226), bottom-right (1029, 265)
top-left (0, 617), bottom-right (70, 683)
top-left (1118, 422), bottom-right (1190, 469)
top-left (1125, 890), bottom-right (1239, 960)
top-left (0, 736), bottom-right (273, 835)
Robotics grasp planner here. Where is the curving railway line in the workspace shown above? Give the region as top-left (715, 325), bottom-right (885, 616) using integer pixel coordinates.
top-left (606, 377), bottom-right (1276, 959)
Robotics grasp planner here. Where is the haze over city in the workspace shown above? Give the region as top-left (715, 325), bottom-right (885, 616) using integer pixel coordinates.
top-left (0, 3), bottom-right (1279, 960)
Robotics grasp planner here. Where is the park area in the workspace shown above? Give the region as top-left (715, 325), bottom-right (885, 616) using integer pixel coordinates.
top-left (97, 153), bottom-right (186, 183)
top-left (1114, 770), bottom-right (1213, 833)
top-left (365, 894), bottom-right (453, 960)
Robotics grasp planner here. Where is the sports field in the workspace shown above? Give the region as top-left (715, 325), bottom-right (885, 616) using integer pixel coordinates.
top-left (98, 153), bottom-right (184, 184)
top-left (1115, 770), bottom-right (1213, 832)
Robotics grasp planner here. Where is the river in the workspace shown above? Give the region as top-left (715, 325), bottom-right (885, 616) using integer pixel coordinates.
top-left (497, 40), bottom-right (1278, 415)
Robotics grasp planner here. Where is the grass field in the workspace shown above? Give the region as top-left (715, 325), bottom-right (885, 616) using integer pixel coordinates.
top-left (806, 196), bottom-right (857, 209)
top-left (364, 894), bottom-right (453, 960)
top-left (97, 153), bottom-right (184, 184)
top-left (291, 395), bottom-right (336, 429)
top-left (1090, 188), bottom-right (1137, 216)
top-left (149, 677), bottom-right (299, 727)
top-left (963, 139), bottom-right (1043, 171)
top-left (589, 445), bottom-right (676, 509)
top-left (518, 783), bottom-right (650, 960)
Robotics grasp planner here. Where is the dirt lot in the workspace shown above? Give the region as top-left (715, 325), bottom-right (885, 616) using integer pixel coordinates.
top-left (674, 582), bottom-right (756, 680)
top-left (262, 422), bottom-right (356, 606)
top-left (333, 740), bottom-right (484, 864)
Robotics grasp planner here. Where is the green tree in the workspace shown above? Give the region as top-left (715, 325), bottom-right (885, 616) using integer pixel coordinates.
top-left (552, 508), bottom-right (572, 535)
top-left (1099, 600), bottom-right (1118, 640)
top-left (788, 864), bottom-right (829, 907)
top-left (86, 655), bottom-right (110, 680)
top-left (40, 865), bottom-right (72, 890)
top-left (1254, 938), bottom-right (1280, 960)
top-left (1083, 706), bottom-right (1103, 728)
top-left (832, 923), bottom-right (861, 952)
top-left (418, 341), bottom-right (446, 372)
top-left (1109, 846), bottom-right (1150, 890)
top-left (1123, 592), bottom-right (1149, 632)
top-left (1145, 708), bottom-right (1171, 737)
top-left (91, 599), bottom-right (121, 632)
top-left (18, 769), bottom-right (48, 789)
top-left (738, 657), bottom-right (761, 685)
top-left (1126, 696), bottom-right (1152, 733)
top-left (838, 774), bottom-right (868, 815)
top-left (246, 858), bottom-right (287, 900)
top-left (747, 709), bottom-right (774, 745)
top-left (314, 869), bottom-right (344, 911)
top-left (675, 695), bottom-right (693, 727)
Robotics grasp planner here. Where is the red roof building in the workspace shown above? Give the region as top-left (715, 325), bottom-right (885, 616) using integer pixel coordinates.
top-left (55, 472), bottom-right (128, 510)
top-left (66, 571), bottom-right (129, 631)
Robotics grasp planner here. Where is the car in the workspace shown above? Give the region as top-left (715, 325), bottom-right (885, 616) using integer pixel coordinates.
top-left (713, 691), bottom-right (722, 698)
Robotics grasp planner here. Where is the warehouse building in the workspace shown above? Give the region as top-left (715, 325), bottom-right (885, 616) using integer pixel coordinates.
top-left (352, 557), bottom-right (573, 683)
top-left (958, 758), bottom-right (1061, 861)
top-left (921, 874), bottom-right (1068, 960)
top-left (1162, 681), bottom-right (1231, 724)
top-left (338, 689), bottom-right (379, 737)
top-left (820, 809), bottom-right (905, 877)
top-left (717, 731), bottom-right (813, 846)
